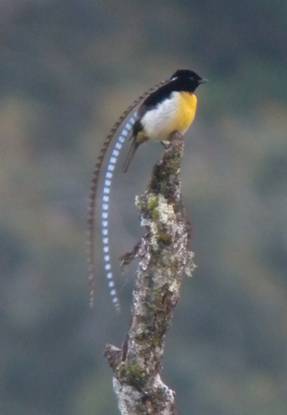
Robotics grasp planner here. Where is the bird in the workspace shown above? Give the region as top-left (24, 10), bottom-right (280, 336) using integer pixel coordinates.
top-left (122, 69), bottom-right (207, 172)
top-left (87, 69), bottom-right (206, 310)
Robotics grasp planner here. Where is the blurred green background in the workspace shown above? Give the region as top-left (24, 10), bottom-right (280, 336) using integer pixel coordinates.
top-left (1, 1), bottom-right (286, 414)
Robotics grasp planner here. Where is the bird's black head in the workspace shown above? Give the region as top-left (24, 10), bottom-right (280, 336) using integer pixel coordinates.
top-left (170, 69), bottom-right (207, 92)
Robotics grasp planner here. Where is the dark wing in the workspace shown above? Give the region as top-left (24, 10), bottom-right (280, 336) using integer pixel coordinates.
top-left (139, 81), bottom-right (176, 112)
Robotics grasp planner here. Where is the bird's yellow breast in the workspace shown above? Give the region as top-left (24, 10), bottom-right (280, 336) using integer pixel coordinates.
top-left (175, 92), bottom-right (198, 134)
top-left (140, 91), bottom-right (198, 141)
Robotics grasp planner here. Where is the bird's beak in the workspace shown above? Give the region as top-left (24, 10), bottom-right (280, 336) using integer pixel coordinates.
top-left (199, 78), bottom-right (208, 84)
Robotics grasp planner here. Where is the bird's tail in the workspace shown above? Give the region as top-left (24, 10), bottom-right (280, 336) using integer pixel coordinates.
top-left (87, 77), bottom-right (169, 311)
top-left (122, 137), bottom-right (141, 173)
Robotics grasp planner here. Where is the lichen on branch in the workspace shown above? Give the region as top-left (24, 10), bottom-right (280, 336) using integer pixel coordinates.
top-left (105, 133), bottom-right (196, 414)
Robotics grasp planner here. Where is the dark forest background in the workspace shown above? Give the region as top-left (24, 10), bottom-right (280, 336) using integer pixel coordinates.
top-left (0, 1), bottom-right (286, 414)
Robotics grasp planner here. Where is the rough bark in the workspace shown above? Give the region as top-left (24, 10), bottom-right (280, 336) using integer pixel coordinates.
top-left (105, 133), bottom-right (196, 414)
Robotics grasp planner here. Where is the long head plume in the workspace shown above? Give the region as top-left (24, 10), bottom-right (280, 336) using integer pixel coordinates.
top-left (87, 77), bottom-right (168, 311)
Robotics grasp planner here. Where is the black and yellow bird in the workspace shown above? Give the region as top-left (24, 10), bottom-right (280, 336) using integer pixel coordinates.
top-left (123, 69), bottom-right (207, 172)
top-left (88, 68), bottom-right (207, 309)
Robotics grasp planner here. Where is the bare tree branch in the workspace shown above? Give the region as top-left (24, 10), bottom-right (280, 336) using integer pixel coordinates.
top-left (105, 133), bottom-right (196, 414)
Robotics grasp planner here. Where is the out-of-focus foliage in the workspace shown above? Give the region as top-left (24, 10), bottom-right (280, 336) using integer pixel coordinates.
top-left (0, 1), bottom-right (286, 414)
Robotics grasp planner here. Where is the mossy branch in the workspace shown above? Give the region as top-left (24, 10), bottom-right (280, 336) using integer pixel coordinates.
top-left (105, 133), bottom-right (196, 414)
